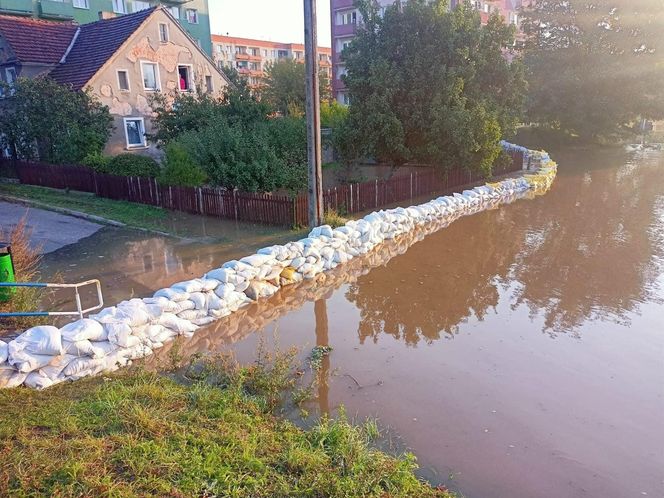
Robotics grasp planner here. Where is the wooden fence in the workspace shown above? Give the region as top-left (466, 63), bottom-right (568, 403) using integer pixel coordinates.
top-left (6, 149), bottom-right (523, 228)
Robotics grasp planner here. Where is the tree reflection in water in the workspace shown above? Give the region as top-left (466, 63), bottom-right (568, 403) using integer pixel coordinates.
top-left (346, 148), bottom-right (664, 344)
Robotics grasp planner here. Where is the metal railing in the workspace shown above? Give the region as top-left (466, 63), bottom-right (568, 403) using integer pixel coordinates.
top-left (0, 279), bottom-right (103, 320)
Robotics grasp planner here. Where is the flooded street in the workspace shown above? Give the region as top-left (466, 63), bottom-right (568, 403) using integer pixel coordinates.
top-left (39, 145), bottom-right (664, 497)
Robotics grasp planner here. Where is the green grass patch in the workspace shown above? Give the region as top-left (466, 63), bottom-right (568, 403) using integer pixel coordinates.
top-left (0, 353), bottom-right (452, 497)
top-left (0, 183), bottom-right (171, 234)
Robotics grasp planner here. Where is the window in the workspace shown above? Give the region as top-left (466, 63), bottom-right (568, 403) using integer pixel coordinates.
top-left (178, 65), bottom-right (192, 91)
top-left (339, 10), bottom-right (357, 25)
top-left (159, 23), bottom-right (169, 43)
top-left (124, 118), bottom-right (146, 148)
top-left (117, 70), bottom-right (130, 91)
top-left (133, 1), bottom-right (150, 12)
top-left (141, 61), bottom-right (159, 90)
top-left (167, 6), bottom-right (179, 18)
top-left (186, 9), bottom-right (198, 24)
top-left (263, 49), bottom-right (268, 57)
top-left (5, 67), bottom-right (17, 86)
top-left (73, 0), bottom-right (89, 8)
top-left (112, 0), bottom-right (126, 13)
top-left (215, 44), bottom-right (222, 54)
top-left (205, 75), bottom-right (213, 93)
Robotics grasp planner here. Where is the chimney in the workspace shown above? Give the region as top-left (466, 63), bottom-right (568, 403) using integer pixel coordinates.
top-left (98, 11), bottom-right (116, 20)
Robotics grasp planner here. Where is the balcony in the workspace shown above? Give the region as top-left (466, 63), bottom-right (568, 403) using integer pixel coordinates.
top-left (0, 0), bottom-right (33, 16)
top-left (248, 54), bottom-right (262, 62)
top-left (333, 23), bottom-right (357, 37)
top-left (235, 53), bottom-right (250, 61)
top-left (39, 0), bottom-right (75, 20)
top-left (237, 67), bottom-right (250, 75)
top-left (331, 0), bottom-right (355, 10)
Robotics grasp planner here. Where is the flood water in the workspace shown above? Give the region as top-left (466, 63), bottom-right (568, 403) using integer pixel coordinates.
top-left (39, 145), bottom-right (664, 497)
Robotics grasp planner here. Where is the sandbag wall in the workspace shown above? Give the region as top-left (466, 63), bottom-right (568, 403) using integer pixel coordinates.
top-left (0, 144), bottom-right (557, 389)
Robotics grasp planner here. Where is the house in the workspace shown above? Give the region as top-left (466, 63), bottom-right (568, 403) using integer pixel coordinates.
top-left (0, 0), bottom-right (213, 56)
top-left (0, 7), bottom-right (229, 156)
top-left (211, 35), bottom-right (332, 90)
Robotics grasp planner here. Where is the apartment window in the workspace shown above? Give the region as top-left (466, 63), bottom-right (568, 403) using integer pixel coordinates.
top-left (5, 67), bottom-right (16, 86)
top-left (205, 75), bottom-right (213, 93)
top-left (263, 49), bottom-right (268, 57)
top-left (167, 6), bottom-right (179, 18)
top-left (339, 10), bottom-right (357, 25)
top-left (186, 9), bottom-right (198, 24)
top-left (141, 61), bottom-right (159, 90)
top-left (124, 118), bottom-right (146, 148)
top-left (178, 65), bottom-right (192, 91)
top-left (73, 0), bottom-right (89, 8)
top-left (112, 0), bottom-right (126, 14)
top-left (235, 46), bottom-right (246, 54)
top-left (159, 23), bottom-right (169, 43)
top-left (117, 70), bottom-right (130, 91)
top-left (133, 1), bottom-right (150, 12)
top-left (215, 44), bottom-right (222, 54)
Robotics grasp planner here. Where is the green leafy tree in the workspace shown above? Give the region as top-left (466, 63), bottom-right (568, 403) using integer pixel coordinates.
top-left (158, 143), bottom-right (207, 187)
top-left (341, 0), bottom-right (526, 175)
top-left (0, 77), bottom-right (112, 164)
top-left (261, 58), bottom-right (331, 116)
top-left (522, 0), bottom-right (664, 139)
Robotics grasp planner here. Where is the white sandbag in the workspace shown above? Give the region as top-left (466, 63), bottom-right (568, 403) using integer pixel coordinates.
top-left (0, 341), bottom-right (7, 364)
top-left (189, 292), bottom-right (208, 310)
top-left (123, 344), bottom-right (153, 360)
top-left (171, 278), bottom-right (207, 293)
top-left (192, 316), bottom-right (216, 326)
top-left (12, 326), bottom-right (63, 355)
top-left (60, 319), bottom-right (107, 342)
top-left (0, 365), bottom-right (27, 388)
top-left (115, 303), bottom-right (150, 327)
top-left (154, 287), bottom-right (190, 302)
top-left (24, 370), bottom-right (55, 390)
top-left (177, 309), bottom-right (207, 321)
top-left (214, 283), bottom-right (236, 299)
top-left (63, 340), bottom-right (106, 359)
top-left (106, 322), bottom-right (140, 348)
top-left (206, 293), bottom-right (226, 312)
top-left (158, 313), bottom-right (198, 335)
top-left (245, 281), bottom-right (279, 301)
top-left (63, 356), bottom-right (107, 378)
top-left (234, 280), bottom-right (250, 293)
top-left (205, 268), bottom-right (236, 283)
top-left (8, 345), bottom-right (57, 373)
top-left (240, 254), bottom-right (274, 267)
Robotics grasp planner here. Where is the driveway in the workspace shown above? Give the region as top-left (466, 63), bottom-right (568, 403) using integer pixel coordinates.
top-left (0, 201), bottom-right (101, 254)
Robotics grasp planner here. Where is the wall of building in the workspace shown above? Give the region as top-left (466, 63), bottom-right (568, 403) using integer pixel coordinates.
top-left (86, 9), bottom-right (227, 156)
top-left (0, 0), bottom-right (212, 55)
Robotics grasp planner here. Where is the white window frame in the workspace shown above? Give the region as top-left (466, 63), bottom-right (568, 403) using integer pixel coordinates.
top-left (205, 75), bottom-right (213, 94)
top-left (177, 64), bottom-right (194, 92)
top-left (167, 6), bottom-right (179, 18)
top-left (158, 23), bottom-right (169, 43)
top-left (5, 67), bottom-right (17, 85)
top-left (140, 61), bottom-right (160, 91)
top-left (116, 69), bottom-right (130, 92)
top-left (112, 0), bottom-right (126, 14)
top-left (186, 8), bottom-right (198, 24)
top-left (72, 0), bottom-right (89, 9)
top-left (123, 117), bottom-right (146, 149)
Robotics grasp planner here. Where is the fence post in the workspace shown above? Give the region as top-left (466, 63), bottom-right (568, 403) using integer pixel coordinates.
top-left (169, 186), bottom-right (173, 209)
top-left (410, 172), bottom-right (413, 199)
top-left (349, 183), bottom-right (353, 213)
top-left (374, 179), bottom-right (378, 208)
top-left (233, 190), bottom-right (239, 222)
top-left (198, 187), bottom-right (204, 214)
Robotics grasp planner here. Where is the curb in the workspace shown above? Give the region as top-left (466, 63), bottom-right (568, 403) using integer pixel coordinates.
top-left (0, 193), bottom-right (176, 239)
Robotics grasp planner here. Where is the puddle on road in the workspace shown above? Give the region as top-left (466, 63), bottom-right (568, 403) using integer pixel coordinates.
top-left (27, 146), bottom-right (664, 498)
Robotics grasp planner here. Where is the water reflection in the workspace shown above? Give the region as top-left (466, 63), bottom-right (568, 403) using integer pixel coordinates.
top-left (346, 148), bottom-right (664, 341)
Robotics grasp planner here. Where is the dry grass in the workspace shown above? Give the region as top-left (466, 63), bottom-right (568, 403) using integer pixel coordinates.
top-left (0, 214), bottom-right (46, 333)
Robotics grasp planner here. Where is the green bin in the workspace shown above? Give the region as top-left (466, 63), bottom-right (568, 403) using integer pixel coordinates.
top-left (0, 242), bottom-right (16, 303)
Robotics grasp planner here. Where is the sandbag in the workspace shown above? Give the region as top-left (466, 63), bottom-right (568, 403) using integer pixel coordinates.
top-left (0, 341), bottom-right (7, 364)
top-left (106, 322), bottom-right (140, 348)
top-left (0, 365), bottom-right (27, 389)
top-left (11, 326), bottom-right (63, 356)
top-left (153, 287), bottom-right (190, 302)
top-left (8, 345), bottom-right (57, 373)
top-left (158, 313), bottom-right (198, 335)
top-left (24, 370), bottom-right (56, 390)
top-left (60, 319), bottom-right (107, 342)
top-left (63, 340), bottom-right (106, 359)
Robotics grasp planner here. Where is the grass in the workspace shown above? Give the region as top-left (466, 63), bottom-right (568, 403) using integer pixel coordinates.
top-left (323, 209), bottom-right (349, 228)
top-left (0, 183), bottom-right (171, 234)
top-left (0, 351), bottom-right (453, 498)
top-left (0, 215), bottom-right (49, 332)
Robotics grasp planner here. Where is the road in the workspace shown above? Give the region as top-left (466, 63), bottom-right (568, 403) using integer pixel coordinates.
top-left (0, 201), bottom-right (101, 254)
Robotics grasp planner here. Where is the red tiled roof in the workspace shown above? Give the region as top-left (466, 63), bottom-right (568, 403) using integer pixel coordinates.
top-left (50, 7), bottom-right (155, 90)
top-left (0, 14), bottom-right (77, 65)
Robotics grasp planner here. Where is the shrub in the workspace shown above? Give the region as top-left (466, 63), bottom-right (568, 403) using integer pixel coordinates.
top-left (158, 143), bottom-right (207, 187)
top-left (105, 153), bottom-right (160, 178)
top-left (81, 151), bottom-right (111, 172)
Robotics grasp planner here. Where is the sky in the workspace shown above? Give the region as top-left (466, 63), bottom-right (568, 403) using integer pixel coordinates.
top-left (209, 0), bottom-right (332, 47)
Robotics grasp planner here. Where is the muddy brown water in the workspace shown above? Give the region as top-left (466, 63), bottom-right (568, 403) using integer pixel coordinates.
top-left (35, 145), bottom-right (664, 498)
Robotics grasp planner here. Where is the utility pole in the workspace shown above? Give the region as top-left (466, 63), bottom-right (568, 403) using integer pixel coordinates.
top-left (304, 0), bottom-right (323, 228)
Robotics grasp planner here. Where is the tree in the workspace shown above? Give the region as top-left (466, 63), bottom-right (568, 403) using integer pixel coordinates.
top-left (0, 77), bottom-right (112, 164)
top-left (261, 58), bottom-right (331, 116)
top-left (521, 0), bottom-right (664, 139)
top-left (341, 0), bottom-right (526, 175)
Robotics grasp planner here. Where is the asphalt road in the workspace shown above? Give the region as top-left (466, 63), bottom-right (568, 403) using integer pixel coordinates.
top-left (0, 201), bottom-right (101, 254)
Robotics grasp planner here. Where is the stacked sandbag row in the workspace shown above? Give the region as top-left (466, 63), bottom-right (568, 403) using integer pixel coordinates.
top-left (0, 143), bottom-right (557, 389)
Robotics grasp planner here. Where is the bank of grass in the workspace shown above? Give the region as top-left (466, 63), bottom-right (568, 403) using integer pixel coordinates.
top-left (0, 353), bottom-right (452, 498)
top-left (0, 183), bottom-right (171, 234)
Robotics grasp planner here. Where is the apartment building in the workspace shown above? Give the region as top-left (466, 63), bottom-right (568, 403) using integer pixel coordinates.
top-left (212, 34), bottom-right (332, 89)
top-left (330, 0), bottom-right (529, 104)
top-left (0, 0), bottom-right (212, 54)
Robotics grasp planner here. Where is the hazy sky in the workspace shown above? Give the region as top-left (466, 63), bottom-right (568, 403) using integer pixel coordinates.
top-left (209, 0), bottom-right (333, 47)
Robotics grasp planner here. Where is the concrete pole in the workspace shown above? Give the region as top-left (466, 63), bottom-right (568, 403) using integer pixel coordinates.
top-left (304, 0), bottom-right (323, 228)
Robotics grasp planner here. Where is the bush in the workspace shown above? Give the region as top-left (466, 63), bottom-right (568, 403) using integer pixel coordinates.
top-left (158, 143), bottom-right (207, 187)
top-left (105, 153), bottom-right (160, 178)
top-left (81, 151), bottom-right (111, 172)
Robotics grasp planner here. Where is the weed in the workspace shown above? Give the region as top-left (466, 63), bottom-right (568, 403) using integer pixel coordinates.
top-left (323, 209), bottom-right (348, 228)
